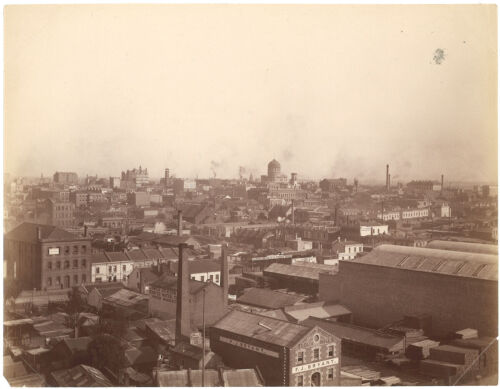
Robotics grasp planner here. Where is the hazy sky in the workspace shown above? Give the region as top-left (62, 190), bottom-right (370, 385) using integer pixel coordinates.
top-left (4, 5), bottom-right (498, 183)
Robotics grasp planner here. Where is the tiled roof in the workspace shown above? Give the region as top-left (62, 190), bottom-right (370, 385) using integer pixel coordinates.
top-left (212, 310), bottom-right (310, 347)
top-left (5, 222), bottom-right (81, 242)
top-left (237, 288), bottom-right (303, 309)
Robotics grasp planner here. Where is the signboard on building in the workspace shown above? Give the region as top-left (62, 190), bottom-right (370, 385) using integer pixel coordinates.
top-left (291, 357), bottom-right (339, 374)
top-left (219, 336), bottom-right (279, 358)
top-left (48, 247), bottom-right (60, 255)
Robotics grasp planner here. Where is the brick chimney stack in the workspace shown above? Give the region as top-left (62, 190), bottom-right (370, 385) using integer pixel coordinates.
top-left (37, 226), bottom-right (42, 241)
top-left (175, 243), bottom-right (191, 345)
top-left (177, 210), bottom-right (183, 237)
top-left (221, 244), bottom-right (229, 308)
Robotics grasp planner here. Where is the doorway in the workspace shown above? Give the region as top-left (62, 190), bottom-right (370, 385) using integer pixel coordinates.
top-left (311, 372), bottom-right (321, 386)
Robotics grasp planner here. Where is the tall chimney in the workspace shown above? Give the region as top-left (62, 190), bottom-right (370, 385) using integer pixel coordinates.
top-left (220, 244), bottom-right (229, 309)
top-left (177, 210), bottom-right (183, 237)
top-left (37, 227), bottom-right (42, 241)
top-left (441, 174), bottom-right (444, 192)
top-left (386, 164), bottom-right (390, 192)
top-left (175, 243), bottom-right (190, 345)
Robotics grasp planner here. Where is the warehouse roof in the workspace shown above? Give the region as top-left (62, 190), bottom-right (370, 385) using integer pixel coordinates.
top-left (149, 274), bottom-right (208, 295)
top-left (237, 288), bottom-right (304, 309)
top-left (212, 310), bottom-right (311, 347)
top-left (427, 240), bottom-right (498, 255)
top-left (169, 259), bottom-right (221, 275)
top-left (284, 302), bottom-right (351, 322)
top-left (5, 222), bottom-right (82, 242)
top-left (350, 244), bottom-right (498, 281)
top-left (222, 369), bottom-right (264, 386)
top-left (302, 317), bottom-right (405, 353)
top-left (264, 263), bottom-right (335, 280)
top-left (104, 289), bottom-right (149, 307)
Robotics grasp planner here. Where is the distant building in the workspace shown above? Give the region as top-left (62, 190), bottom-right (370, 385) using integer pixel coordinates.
top-left (406, 180), bottom-right (441, 192)
top-left (109, 177), bottom-right (121, 188)
top-left (4, 222), bottom-right (91, 291)
top-left (47, 200), bottom-right (76, 228)
top-left (128, 192), bottom-right (150, 207)
top-left (261, 159), bottom-right (289, 184)
top-left (319, 178), bottom-right (348, 192)
top-left (53, 172), bottom-right (78, 185)
top-left (121, 166), bottom-right (149, 188)
top-left (69, 191), bottom-right (88, 208)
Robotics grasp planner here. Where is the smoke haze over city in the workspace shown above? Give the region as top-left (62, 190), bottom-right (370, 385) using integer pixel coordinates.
top-left (5, 5), bottom-right (497, 183)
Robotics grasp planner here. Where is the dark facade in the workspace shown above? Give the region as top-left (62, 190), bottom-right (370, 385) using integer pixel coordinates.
top-left (320, 245), bottom-right (498, 338)
top-left (4, 223), bottom-right (92, 291)
top-left (53, 172), bottom-right (78, 185)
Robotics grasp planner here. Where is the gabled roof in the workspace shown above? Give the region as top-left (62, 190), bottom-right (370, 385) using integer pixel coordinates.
top-left (51, 364), bottom-right (112, 387)
top-left (5, 222), bottom-right (81, 243)
top-left (237, 288), bottom-right (304, 309)
top-left (60, 336), bottom-right (93, 355)
top-left (302, 317), bottom-right (405, 353)
top-left (169, 259), bottom-right (221, 275)
top-left (104, 289), bottom-right (149, 307)
top-left (212, 309), bottom-right (310, 348)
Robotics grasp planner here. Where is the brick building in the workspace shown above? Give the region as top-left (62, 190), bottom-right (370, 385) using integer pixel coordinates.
top-left (4, 222), bottom-right (92, 291)
top-left (210, 310), bottom-right (341, 386)
top-left (319, 244), bottom-right (498, 337)
top-left (53, 172), bottom-right (78, 185)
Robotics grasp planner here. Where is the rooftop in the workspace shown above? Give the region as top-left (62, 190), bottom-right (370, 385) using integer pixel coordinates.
top-left (237, 288), bottom-right (304, 309)
top-left (350, 244), bottom-right (497, 281)
top-left (284, 302), bottom-right (352, 322)
top-left (51, 364), bottom-right (112, 387)
top-left (5, 222), bottom-right (83, 243)
top-left (302, 317), bottom-right (405, 352)
top-left (264, 262), bottom-right (335, 280)
top-left (427, 240), bottom-right (498, 255)
top-left (212, 309), bottom-right (311, 348)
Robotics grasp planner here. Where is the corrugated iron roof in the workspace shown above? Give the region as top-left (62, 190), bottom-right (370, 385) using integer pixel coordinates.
top-left (284, 302), bottom-right (351, 322)
top-left (427, 240), bottom-right (498, 255)
top-left (222, 369), bottom-right (263, 386)
top-left (212, 310), bottom-right (310, 347)
top-left (352, 245), bottom-right (498, 281)
top-left (264, 263), bottom-right (334, 280)
top-left (237, 288), bottom-right (303, 309)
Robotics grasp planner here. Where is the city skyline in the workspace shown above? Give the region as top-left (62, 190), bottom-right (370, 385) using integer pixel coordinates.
top-left (4, 5), bottom-right (498, 183)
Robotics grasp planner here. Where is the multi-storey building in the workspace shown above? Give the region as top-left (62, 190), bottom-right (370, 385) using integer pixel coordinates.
top-left (53, 172), bottom-right (78, 185)
top-left (210, 310), bottom-right (341, 386)
top-left (69, 191), bottom-right (88, 208)
top-left (4, 222), bottom-right (92, 291)
top-left (121, 166), bottom-right (149, 188)
top-left (48, 200), bottom-right (76, 228)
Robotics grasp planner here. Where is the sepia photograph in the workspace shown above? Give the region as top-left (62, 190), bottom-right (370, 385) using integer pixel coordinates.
top-left (2, 3), bottom-right (498, 387)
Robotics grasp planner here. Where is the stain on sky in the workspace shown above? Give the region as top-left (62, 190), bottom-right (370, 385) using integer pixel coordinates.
top-left (433, 48), bottom-right (446, 64)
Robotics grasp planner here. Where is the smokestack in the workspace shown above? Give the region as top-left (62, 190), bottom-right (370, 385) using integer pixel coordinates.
top-left (37, 227), bottom-right (42, 241)
top-left (386, 164), bottom-right (390, 192)
top-left (441, 174), bottom-right (444, 192)
top-left (221, 244), bottom-right (228, 309)
top-left (177, 210), bottom-right (183, 237)
top-left (175, 243), bottom-right (191, 345)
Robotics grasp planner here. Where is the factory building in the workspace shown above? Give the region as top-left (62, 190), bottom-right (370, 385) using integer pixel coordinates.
top-left (210, 309), bottom-right (341, 386)
top-left (319, 244), bottom-right (497, 337)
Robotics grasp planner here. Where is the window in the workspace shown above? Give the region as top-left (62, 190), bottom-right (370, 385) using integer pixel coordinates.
top-left (313, 348), bottom-right (319, 361)
top-left (113, 266), bottom-right (117, 272)
top-left (82, 274), bottom-right (86, 283)
top-left (47, 277), bottom-right (52, 287)
top-left (65, 246), bottom-right (70, 255)
top-left (209, 274), bottom-right (214, 281)
top-left (109, 266), bottom-right (112, 273)
top-left (47, 262), bottom-right (52, 270)
top-left (82, 259), bottom-right (86, 268)
top-left (56, 276), bottom-right (61, 285)
top-left (297, 376), bottom-right (303, 386)
top-left (81, 245), bottom-right (87, 254)
top-left (123, 265), bottom-right (126, 271)
top-left (328, 345), bottom-right (334, 357)
top-left (73, 245), bottom-right (78, 254)
top-left (64, 260), bottom-right (70, 269)
top-left (73, 275), bottom-right (78, 285)
top-left (200, 275), bottom-right (205, 282)
top-left (297, 351), bottom-right (304, 363)
top-left (73, 259), bottom-right (78, 268)
top-left (56, 261), bottom-right (61, 270)
top-left (215, 274), bottom-right (220, 283)
top-left (96, 267), bottom-right (100, 274)
top-left (327, 368), bottom-right (334, 380)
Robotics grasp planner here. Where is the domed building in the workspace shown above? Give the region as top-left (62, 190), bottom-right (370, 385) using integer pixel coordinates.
top-left (267, 159), bottom-right (281, 181)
